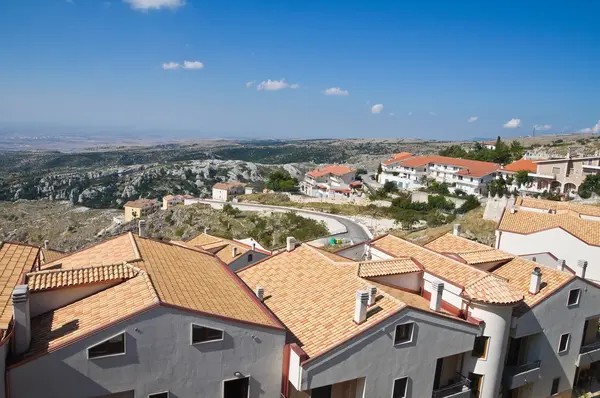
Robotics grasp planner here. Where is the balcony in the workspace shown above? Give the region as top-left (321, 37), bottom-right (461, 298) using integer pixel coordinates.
top-left (503, 360), bottom-right (541, 390)
top-left (577, 341), bottom-right (600, 367)
top-left (432, 373), bottom-right (471, 398)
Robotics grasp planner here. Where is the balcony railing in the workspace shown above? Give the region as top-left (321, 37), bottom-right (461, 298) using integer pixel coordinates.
top-left (506, 360), bottom-right (541, 376)
top-left (432, 373), bottom-right (471, 398)
top-left (581, 340), bottom-right (600, 354)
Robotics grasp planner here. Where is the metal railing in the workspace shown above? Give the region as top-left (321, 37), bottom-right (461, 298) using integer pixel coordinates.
top-left (580, 340), bottom-right (600, 354)
top-left (432, 373), bottom-right (471, 398)
top-left (505, 360), bottom-right (541, 376)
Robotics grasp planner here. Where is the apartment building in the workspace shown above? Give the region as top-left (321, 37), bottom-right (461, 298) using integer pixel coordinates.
top-left (212, 182), bottom-right (246, 201)
top-left (378, 155), bottom-right (499, 195)
top-left (1, 233), bottom-right (285, 398)
top-left (496, 197), bottom-right (600, 283)
top-left (178, 231), bottom-right (271, 272)
top-left (425, 231), bottom-right (600, 398)
top-left (162, 194), bottom-right (194, 210)
top-left (123, 199), bottom-right (160, 222)
top-left (300, 165), bottom-right (359, 197)
top-left (238, 239), bottom-right (483, 398)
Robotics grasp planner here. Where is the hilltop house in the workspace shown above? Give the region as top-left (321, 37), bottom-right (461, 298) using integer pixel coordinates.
top-left (123, 199), bottom-right (160, 222)
top-left (162, 194), bottom-right (194, 210)
top-left (300, 165), bottom-right (359, 197)
top-left (212, 182), bottom-right (245, 201)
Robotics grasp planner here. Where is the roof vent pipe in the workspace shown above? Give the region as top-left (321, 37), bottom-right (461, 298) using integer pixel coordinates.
top-left (557, 259), bottom-right (566, 272)
top-left (12, 285), bottom-right (31, 355)
top-left (286, 237), bottom-right (297, 252)
top-left (368, 286), bottom-right (377, 306)
top-left (576, 260), bottom-right (588, 279)
top-left (44, 240), bottom-right (49, 249)
top-left (430, 280), bottom-right (444, 312)
top-left (354, 290), bottom-right (369, 324)
top-left (529, 267), bottom-right (542, 295)
top-left (232, 247), bottom-right (238, 257)
top-left (453, 224), bottom-right (461, 236)
top-left (255, 286), bottom-right (264, 301)
top-left (138, 220), bottom-right (146, 238)
top-left (204, 227), bottom-right (211, 234)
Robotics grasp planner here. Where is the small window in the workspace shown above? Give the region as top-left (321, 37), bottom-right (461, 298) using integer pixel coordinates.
top-left (148, 393), bottom-right (169, 398)
top-left (472, 336), bottom-right (489, 359)
top-left (469, 373), bottom-right (483, 398)
top-left (558, 333), bottom-right (570, 353)
top-left (568, 289), bottom-right (581, 306)
top-left (191, 324), bottom-right (224, 344)
top-left (394, 323), bottom-right (414, 345)
top-left (552, 167), bottom-right (560, 175)
top-left (311, 385), bottom-right (332, 398)
top-left (551, 377), bottom-right (560, 395)
top-left (224, 377), bottom-right (249, 398)
top-left (87, 332), bottom-right (125, 359)
top-left (247, 254), bottom-right (253, 263)
top-left (392, 377), bottom-right (408, 398)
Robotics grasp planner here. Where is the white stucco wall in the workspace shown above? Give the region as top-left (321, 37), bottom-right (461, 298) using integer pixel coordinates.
top-left (9, 306), bottom-right (285, 398)
top-left (228, 251), bottom-right (270, 272)
top-left (299, 308), bottom-right (480, 397)
top-left (423, 272), bottom-right (465, 310)
top-left (368, 272), bottom-right (421, 292)
top-left (498, 229), bottom-right (600, 282)
top-left (30, 282), bottom-right (122, 317)
top-left (212, 188), bottom-right (229, 201)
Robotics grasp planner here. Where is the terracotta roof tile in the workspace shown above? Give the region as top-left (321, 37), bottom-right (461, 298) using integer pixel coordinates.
top-left (517, 197), bottom-right (600, 218)
top-left (498, 210), bottom-right (600, 246)
top-left (0, 243), bottom-right (40, 330)
top-left (310, 246), bottom-right (353, 263)
top-left (41, 248), bottom-right (67, 264)
top-left (184, 233), bottom-right (270, 264)
top-left (307, 165), bottom-right (355, 178)
top-left (123, 199), bottom-right (158, 209)
top-left (383, 152), bottom-right (414, 165)
top-left (396, 156), bottom-right (499, 178)
top-left (27, 263), bottom-right (138, 291)
top-left (213, 182), bottom-right (244, 190)
top-left (502, 159), bottom-right (537, 173)
top-left (493, 257), bottom-right (575, 316)
top-left (358, 258), bottom-right (421, 278)
top-left (372, 235), bottom-right (522, 304)
top-left (425, 233), bottom-right (514, 265)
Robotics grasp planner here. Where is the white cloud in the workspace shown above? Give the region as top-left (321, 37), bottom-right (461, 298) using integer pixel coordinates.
top-left (371, 104), bottom-right (384, 114)
top-left (468, 116), bottom-right (478, 123)
top-left (245, 81), bottom-right (255, 88)
top-left (123, 0), bottom-right (184, 10)
top-left (579, 120), bottom-right (600, 134)
top-left (324, 87), bottom-right (349, 96)
top-left (256, 79), bottom-right (299, 91)
top-left (407, 111), bottom-right (413, 116)
top-left (183, 60), bottom-right (204, 69)
top-left (533, 124), bottom-right (552, 131)
top-left (503, 118), bottom-right (521, 128)
top-left (162, 62), bottom-right (180, 70)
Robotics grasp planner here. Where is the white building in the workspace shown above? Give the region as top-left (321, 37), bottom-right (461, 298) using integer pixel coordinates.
top-left (212, 182), bottom-right (245, 201)
top-left (496, 197), bottom-right (600, 283)
top-left (300, 165), bottom-right (360, 197)
top-left (378, 154), bottom-right (499, 196)
top-left (162, 194), bottom-right (194, 210)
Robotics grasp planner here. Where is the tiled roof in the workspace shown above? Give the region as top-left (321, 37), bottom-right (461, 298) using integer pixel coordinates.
top-left (213, 182), bottom-right (245, 190)
top-left (498, 210), bottom-right (600, 246)
top-left (41, 233), bottom-right (278, 329)
top-left (238, 244), bottom-right (408, 358)
top-left (0, 243), bottom-right (40, 330)
top-left (307, 165), bottom-right (355, 178)
top-left (502, 159), bottom-right (537, 173)
top-left (310, 246), bottom-right (353, 263)
top-left (27, 263), bottom-right (138, 291)
top-left (41, 248), bottom-right (67, 264)
top-left (358, 258), bottom-right (422, 278)
top-left (123, 199), bottom-right (158, 209)
top-left (425, 233), bottom-right (515, 265)
top-left (397, 156), bottom-right (499, 178)
top-left (23, 272), bottom-right (159, 359)
top-left (493, 257), bottom-right (575, 316)
top-left (371, 235), bottom-right (523, 304)
top-left (185, 233), bottom-right (270, 264)
top-left (516, 197), bottom-right (600, 218)
top-left (383, 152), bottom-right (414, 165)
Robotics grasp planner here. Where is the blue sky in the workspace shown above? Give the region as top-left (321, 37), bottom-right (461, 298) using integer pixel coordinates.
top-left (0, 0), bottom-right (599, 140)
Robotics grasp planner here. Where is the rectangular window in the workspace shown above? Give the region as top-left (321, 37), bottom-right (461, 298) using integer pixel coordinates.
top-left (311, 385), bottom-right (332, 398)
top-left (552, 167), bottom-right (560, 175)
top-left (472, 336), bottom-right (489, 359)
top-left (568, 289), bottom-right (581, 306)
top-left (87, 332), bottom-right (125, 359)
top-left (392, 377), bottom-right (408, 398)
top-left (224, 377), bottom-right (249, 398)
top-left (247, 253), bottom-right (253, 262)
top-left (558, 333), bottom-right (570, 353)
top-left (192, 324), bottom-right (224, 344)
top-left (551, 377), bottom-right (560, 395)
top-left (148, 393), bottom-right (169, 398)
top-left (469, 373), bottom-right (483, 398)
top-left (394, 323), bottom-right (414, 345)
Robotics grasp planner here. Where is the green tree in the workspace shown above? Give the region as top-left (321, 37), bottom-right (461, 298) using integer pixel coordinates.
top-left (509, 141), bottom-right (525, 161)
top-left (394, 210), bottom-right (421, 230)
top-left (456, 195), bottom-right (480, 214)
top-left (514, 170), bottom-right (533, 187)
top-left (267, 171), bottom-right (298, 192)
top-left (382, 181), bottom-right (398, 194)
top-left (578, 175), bottom-right (600, 199)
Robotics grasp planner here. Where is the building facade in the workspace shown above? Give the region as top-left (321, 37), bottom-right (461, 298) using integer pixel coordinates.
top-left (300, 165), bottom-right (358, 197)
top-left (212, 182), bottom-right (246, 201)
top-left (123, 199), bottom-right (160, 222)
top-left (162, 194), bottom-right (193, 210)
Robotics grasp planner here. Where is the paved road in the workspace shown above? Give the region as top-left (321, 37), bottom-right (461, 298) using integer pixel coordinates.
top-left (188, 199), bottom-right (372, 244)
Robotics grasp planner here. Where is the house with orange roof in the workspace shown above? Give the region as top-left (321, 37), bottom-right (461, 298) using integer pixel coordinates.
top-left (300, 164), bottom-right (359, 197)
top-left (4, 233), bottom-right (285, 398)
top-left (238, 237), bottom-right (482, 398)
top-left (425, 227), bottom-right (600, 397)
top-left (212, 181), bottom-right (246, 201)
top-left (123, 198), bottom-right (160, 222)
top-left (378, 154), bottom-right (499, 196)
top-left (162, 193), bottom-right (194, 210)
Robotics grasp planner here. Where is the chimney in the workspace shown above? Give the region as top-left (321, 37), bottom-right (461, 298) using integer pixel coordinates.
top-left (204, 227), bottom-right (211, 234)
top-left (576, 260), bottom-right (588, 279)
top-left (368, 286), bottom-right (377, 306)
top-left (429, 280), bottom-right (444, 312)
top-left (255, 286), bottom-right (264, 301)
top-left (557, 259), bottom-right (566, 272)
top-left (44, 240), bottom-right (49, 249)
top-left (138, 220), bottom-right (146, 237)
top-left (354, 290), bottom-right (369, 324)
top-left (510, 208), bottom-right (516, 214)
top-left (286, 237), bottom-right (297, 252)
top-left (529, 267), bottom-right (542, 295)
top-left (251, 242), bottom-right (256, 251)
top-left (453, 224), bottom-right (461, 236)
top-left (232, 246), bottom-right (238, 257)
top-left (12, 285), bottom-right (31, 355)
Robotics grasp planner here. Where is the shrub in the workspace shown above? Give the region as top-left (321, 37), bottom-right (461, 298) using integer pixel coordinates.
top-left (456, 195), bottom-right (480, 214)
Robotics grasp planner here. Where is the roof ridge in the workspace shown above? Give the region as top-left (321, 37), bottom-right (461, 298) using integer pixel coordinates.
top-left (27, 262), bottom-right (135, 276)
top-left (42, 232), bottom-right (133, 268)
top-left (305, 244), bottom-right (356, 266)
